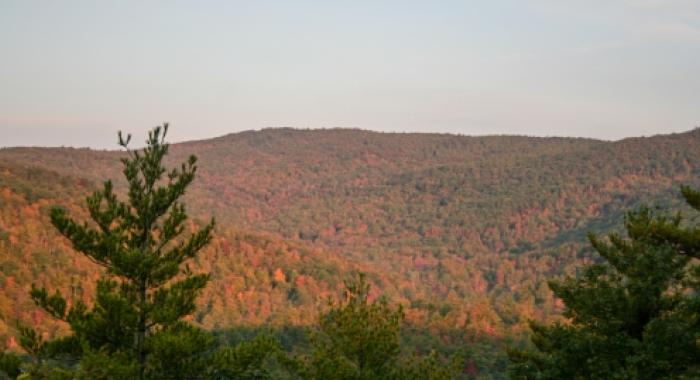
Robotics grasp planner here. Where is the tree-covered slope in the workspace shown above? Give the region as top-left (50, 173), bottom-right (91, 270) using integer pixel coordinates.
top-left (1, 128), bottom-right (699, 377)
top-left (0, 161), bottom-right (366, 348)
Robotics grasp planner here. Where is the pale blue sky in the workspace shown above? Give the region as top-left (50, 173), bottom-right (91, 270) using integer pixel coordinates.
top-left (1, 1), bottom-right (699, 148)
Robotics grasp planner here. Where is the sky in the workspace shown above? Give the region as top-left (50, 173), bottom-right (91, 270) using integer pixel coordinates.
top-left (1, 1), bottom-right (699, 148)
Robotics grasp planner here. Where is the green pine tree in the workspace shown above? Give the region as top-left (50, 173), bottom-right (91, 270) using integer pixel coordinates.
top-left (21, 124), bottom-right (215, 379)
top-left (208, 333), bottom-right (282, 379)
top-left (296, 273), bottom-right (458, 380)
top-left (0, 350), bottom-right (22, 380)
top-left (508, 188), bottom-right (700, 379)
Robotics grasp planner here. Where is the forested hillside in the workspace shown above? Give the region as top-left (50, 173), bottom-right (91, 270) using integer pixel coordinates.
top-left (1, 128), bottom-right (699, 377)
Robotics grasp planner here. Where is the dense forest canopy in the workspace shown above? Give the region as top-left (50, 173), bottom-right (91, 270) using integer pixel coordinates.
top-left (1, 127), bottom-right (700, 378)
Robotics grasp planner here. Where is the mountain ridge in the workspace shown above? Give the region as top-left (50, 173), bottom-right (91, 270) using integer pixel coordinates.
top-left (5, 126), bottom-right (697, 152)
top-left (1, 127), bottom-right (699, 375)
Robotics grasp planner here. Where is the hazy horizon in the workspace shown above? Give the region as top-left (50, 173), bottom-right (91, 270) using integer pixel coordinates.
top-left (2, 1), bottom-right (699, 148)
top-left (3, 125), bottom-right (699, 151)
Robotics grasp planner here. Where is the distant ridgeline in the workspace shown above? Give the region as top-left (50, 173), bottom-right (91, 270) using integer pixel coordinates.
top-left (1, 128), bottom-right (699, 376)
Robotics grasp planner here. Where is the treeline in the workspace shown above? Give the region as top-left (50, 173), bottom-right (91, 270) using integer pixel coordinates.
top-left (0, 148), bottom-right (563, 378)
top-left (0, 126), bottom-right (460, 380)
top-left (2, 126), bottom-right (700, 378)
top-left (2, 129), bottom-right (699, 352)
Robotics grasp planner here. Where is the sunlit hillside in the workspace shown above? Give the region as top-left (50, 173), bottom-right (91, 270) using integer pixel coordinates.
top-left (1, 128), bottom-right (699, 376)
